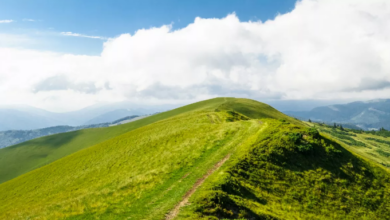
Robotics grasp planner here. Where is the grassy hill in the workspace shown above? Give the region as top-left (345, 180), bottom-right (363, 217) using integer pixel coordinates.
top-left (0, 98), bottom-right (294, 184)
top-left (0, 98), bottom-right (389, 220)
top-left (0, 98), bottom-right (229, 184)
top-left (307, 122), bottom-right (390, 171)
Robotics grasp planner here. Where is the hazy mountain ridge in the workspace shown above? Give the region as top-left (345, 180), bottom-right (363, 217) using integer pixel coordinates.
top-left (0, 103), bottom-right (174, 131)
top-left (0, 115), bottom-right (140, 149)
top-left (84, 109), bottom-right (144, 125)
top-left (285, 99), bottom-right (390, 130)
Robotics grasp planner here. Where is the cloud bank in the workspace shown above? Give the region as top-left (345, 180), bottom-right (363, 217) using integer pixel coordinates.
top-left (1, 0), bottom-right (390, 111)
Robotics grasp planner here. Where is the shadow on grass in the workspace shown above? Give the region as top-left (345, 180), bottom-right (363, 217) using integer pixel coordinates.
top-left (10, 130), bottom-right (83, 149)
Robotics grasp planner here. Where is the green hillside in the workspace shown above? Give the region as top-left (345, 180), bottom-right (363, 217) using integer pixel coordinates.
top-left (0, 98), bottom-right (389, 220)
top-left (0, 98), bottom-right (230, 184)
top-left (307, 122), bottom-right (390, 170)
top-left (179, 121), bottom-right (390, 220)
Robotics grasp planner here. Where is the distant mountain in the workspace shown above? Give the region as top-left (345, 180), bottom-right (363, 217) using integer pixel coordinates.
top-left (0, 124), bottom-right (108, 149)
top-left (84, 109), bottom-right (144, 125)
top-left (285, 99), bottom-right (390, 130)
top-left (0, 115), bottom-right (144, 149)
top-left (0, 108), bottom-right (66, 131)
top-left (0, 102), bottom-right (175, 131)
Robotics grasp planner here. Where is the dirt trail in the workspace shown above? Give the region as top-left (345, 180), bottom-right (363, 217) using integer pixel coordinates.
top-left (165, 154), bottom-right (231, 220)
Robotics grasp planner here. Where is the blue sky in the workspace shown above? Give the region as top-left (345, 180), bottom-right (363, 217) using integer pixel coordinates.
top-left (1, 0), bottom-right (389, 112)
top-left (0, 0), bottom-right (296, 54)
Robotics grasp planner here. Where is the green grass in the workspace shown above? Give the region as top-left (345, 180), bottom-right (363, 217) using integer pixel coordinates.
top-left (179, 120), bottom-right (390, 220)
top-left (0, 98), bottom-right (231, 184)
top-left (0, 110), bottom-right (259, 219)
top-left (309, 122), bottom-right (390, 170)
top-left (366, 137), bottom-right (390, 146)
top-left (320, 129), bottom-right (366, 147)
top-left (1, 98), bottom-right (390, 220)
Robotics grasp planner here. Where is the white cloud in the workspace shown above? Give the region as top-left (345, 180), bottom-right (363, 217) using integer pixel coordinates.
top-left (23, 19), bottom-right (35, 22)
top-left (60, 32), bottom-right (107, 40)
top-left (0, 34), bottom-right (32, 47)
top-left (1, 0), bottom-right (390, 111)
top-left (0, 20), bottom-right (13, 23)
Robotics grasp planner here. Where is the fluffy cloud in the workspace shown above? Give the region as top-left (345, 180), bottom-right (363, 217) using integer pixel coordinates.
top-left (1, 0), bottom-right (390, 111)
top-left (0, 20), bottom-right (13, 23)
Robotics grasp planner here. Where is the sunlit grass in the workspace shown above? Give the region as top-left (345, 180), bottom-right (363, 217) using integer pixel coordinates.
top-left (307, 122), bottom-right (390, 170)
top-left (0, 97), bottom-right (291, 219)
top-left (1, 98), bottom-right (389, 220)
top-left (0, 98), bottom-right (231, 184)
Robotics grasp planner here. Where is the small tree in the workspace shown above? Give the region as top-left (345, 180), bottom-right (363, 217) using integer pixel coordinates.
top-left (340, 125), bottom-right (344, 131)
top-left (334, 123), bottom-right (337, 128)
top-left (308, 119), bottom-right (312, 123)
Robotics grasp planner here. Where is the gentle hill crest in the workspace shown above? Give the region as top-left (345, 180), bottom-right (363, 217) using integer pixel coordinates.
top-left (0, 98), bottom-right (292, 184)
top-left (0, 98), bottom-right (389, 219)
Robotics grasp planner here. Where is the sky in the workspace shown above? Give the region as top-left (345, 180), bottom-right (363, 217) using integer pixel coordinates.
top-left (0, 0), bottom-right (296, 54)
top-left (1, 0), bottom-right (390, 112)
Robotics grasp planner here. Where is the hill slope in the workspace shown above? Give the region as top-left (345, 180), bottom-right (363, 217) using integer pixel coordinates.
top-left (0, 98), bottom-right (389, 220)
top-left (306, 122), bottom-right (390, 170)
top-left (0, 98), bottom-right (227, 184)
top-left (0, 124), bottom-right (108, 150)
top-left (286, 99), bottom-right (390, 130)
top-left (0, 98), bottom-right (292, 184)
top-left (0, 115), bottom-right (143, 150)
top-left (178, 120), bottom-right (390, 219)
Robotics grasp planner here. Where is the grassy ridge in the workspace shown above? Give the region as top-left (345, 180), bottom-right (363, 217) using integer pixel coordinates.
top-left (0, 98), bottom-right (293, 219)
top-left (1, 98), bottom-right (389, 219)
top-left (180, 120), bottom-right (390, 219)
top-left (0, 108), bottom-right (265, 219)
top-left (0, 98), bottom-right (230, 184)
top-left (309, 122), bottom-right (390, 169)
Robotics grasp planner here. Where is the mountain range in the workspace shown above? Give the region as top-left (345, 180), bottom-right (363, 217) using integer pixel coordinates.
top-left (0, 115), bottom-right (143, 149)
top-left (0, 102), bottom-right (175, 131)
top-left (285, 99), bottom-right (390, 130)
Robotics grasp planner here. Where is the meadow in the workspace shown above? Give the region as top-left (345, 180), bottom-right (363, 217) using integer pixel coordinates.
top-left (180, 120), bottom-right (390, 219)
top-left (0, 98), bottom-right (231, 184)
top-left (308, 122), bottom-right (390, 170)
top-left (0, 98), bottom-right (389, 220)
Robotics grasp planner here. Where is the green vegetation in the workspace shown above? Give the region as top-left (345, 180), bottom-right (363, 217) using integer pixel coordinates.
top-left (367, 128), bottom-right (390, 138)
top-left (179, 120), bottom-right (390, 219)
top-left (366, 137), bottom-right (390, 146)
top-left (319, 128), bottom-right (366, 147)
top-left (309, 121), bottom-right (390, 170)
top-left (0, 98), bottom-right (231, 184)
top-left (0, 98), bottom-right (295, 219)
top-left (376, 149), bottom-right (390, 158)
top-left (1, 98), bottom-right (389, 220)
top-left (0, 123), bottom-right (115, 149)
